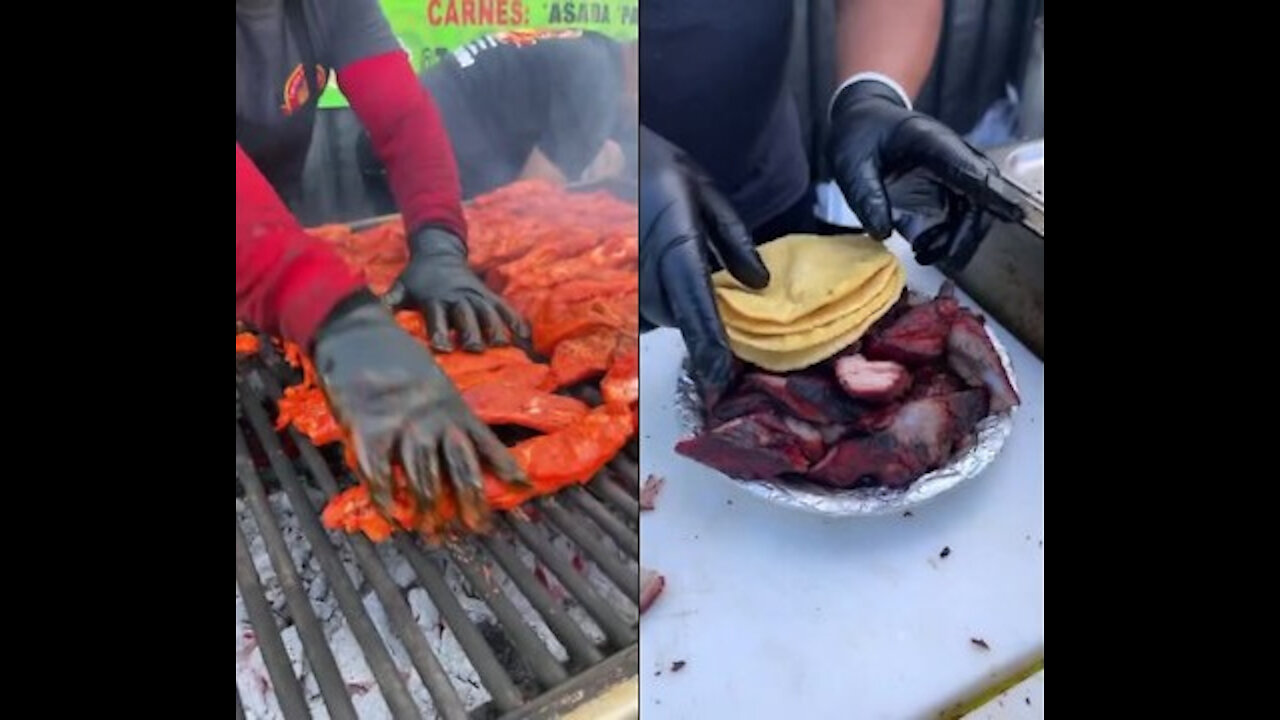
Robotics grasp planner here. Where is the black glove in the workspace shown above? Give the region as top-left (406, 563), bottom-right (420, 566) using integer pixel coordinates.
top-left (313, 292), bottom-right (529, 530)
top-left (395, 228), bottom-right (528, 353)
top-left (827, 79), bottom-right (1024, 269)
top-left (638, 126), bottom-right (770, 404)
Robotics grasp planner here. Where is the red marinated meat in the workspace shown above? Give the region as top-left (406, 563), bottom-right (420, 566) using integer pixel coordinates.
top-left (531, 289), bottom-right (638, 356)
top-left (675, 411), bottom-right (811, 480)
top-left (946, 311), bottom-right (1021, 414)
top-left (549, 329), bottom-right (621, 388)
top-left (461, 383), bottom-right (589, 433)
top-left (808, 390), bottom-right (990, 488)
top-left (834, 354), bottom-right (912, 403)
top-left (236, 332), bottom-right (261, 357)
top-left (601, 343), bottom-right (639, 407)
top-left (434, 346), bottom-right (533, 378)
top-left (863, 294), bottom-right (960, 365)
top-left (451, 363), bottom-right (552, 393)
top-left (274, 386), bottom-right (344, 447)
top-left (323, 403), bottom-right (635, 538)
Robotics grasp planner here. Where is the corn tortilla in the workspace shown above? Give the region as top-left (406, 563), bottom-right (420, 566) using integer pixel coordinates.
top-left (712, 234), bottom-right (895, 323)
top-left (725, 263), bottom-right (905, 356)
top-left (717, 262), bottom-right (900, 336)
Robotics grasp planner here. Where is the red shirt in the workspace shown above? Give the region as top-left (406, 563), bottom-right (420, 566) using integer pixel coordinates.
top-left (236, 49), bottom-right (465, 347)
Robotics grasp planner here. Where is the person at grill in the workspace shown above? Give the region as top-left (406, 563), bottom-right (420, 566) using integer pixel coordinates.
top-left (359, 29), bottom-right (637, 199)
top-left (637, 0), bottom-right (1029, 402)
top-left (237, 0), bottom-right (528, 522)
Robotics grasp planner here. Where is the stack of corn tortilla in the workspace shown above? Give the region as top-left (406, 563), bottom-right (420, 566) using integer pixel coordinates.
top-left (711, 234), bottom-right (905, 372)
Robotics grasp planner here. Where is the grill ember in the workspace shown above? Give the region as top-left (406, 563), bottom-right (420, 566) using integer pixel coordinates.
top-left (250, 181), bottom-right (640, 542)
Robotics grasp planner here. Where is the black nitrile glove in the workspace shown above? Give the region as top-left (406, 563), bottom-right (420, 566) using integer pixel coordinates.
top-left (638, 126), bottom-right (770, 405)
top-left (396, 228), bottom-right (528, 353)
top-left (827, 78), bottom-right (1025, 269)
top-left (313, 292), bottom-right (529, 530)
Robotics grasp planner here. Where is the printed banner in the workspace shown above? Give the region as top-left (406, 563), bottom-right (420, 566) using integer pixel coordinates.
top-left (320, 0), bottom-right (639, 108)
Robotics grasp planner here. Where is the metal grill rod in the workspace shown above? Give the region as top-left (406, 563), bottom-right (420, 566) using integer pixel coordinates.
top-left (243, 381), bottom-right (474, 719)
top-left (476, 533), bottom-right (605, 669)
top-left (240, 357), bottom-right (643, 717)
top-left (536, 497), bottom-right (640, 601)
top-left (435, 538), bottom-right (570, 688)
top-left (562, 486), bottom-right (639, 560)
top-left (384, 534), bottom-right (535, 705)
top-left (239, 384), bottom-right (423, 719)
top-left (587, 474), bottom-right (640, 524)
top-left (276, 429), bottom-right (488, 717)
top-left (248, 368), bottom-right (523, 714)
top-left (503, 515), bottom-right (636, 648)
top-left (235, 520), bottom-right (311, 720)
top-left (237, 428), bottom-right (359, 720)
top-left (607, 456), bottom-right (641, 496)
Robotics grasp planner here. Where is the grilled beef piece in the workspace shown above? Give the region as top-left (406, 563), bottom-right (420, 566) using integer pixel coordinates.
top-left (742, 373), bottom-right (830, 423)
top-left (834, 354), bottom-right (913, 403)
top-left (907, 364), bottom-right (968, 400)
top-left (755, 413), bottom-right (826, 462)
top-left (808, 389), bottom-right (990, 488)
top-left (675, 411), bottom-right (812, 480)
top-left (863, 294), bottom-right (960, 365)
top-left (946, 310), bottom-right (1021, 414)
top-left (708, 391), bottom-right (779, 425)
top-left (785, 373), bottom-right (867, 423)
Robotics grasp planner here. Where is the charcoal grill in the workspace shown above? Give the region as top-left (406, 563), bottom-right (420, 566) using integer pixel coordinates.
top-left (235, 345), bottom-right (640, 720)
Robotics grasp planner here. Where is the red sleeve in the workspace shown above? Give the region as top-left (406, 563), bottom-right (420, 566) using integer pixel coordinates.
top-left (338, 51), bottom-right (467, 241)
top-left (236, 143), bottom-right (365, 348)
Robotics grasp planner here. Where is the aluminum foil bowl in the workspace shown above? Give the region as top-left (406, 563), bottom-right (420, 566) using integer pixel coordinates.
top-left (674, 317), bottom-right (1019, 516)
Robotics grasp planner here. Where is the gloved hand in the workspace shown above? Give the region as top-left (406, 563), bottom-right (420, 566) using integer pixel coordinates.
top-left (639, 126), bottom-right (770, 405)
top-left (395, 228), bottom-right (528, 353)
top-left (827, 78), bottom-right (1025, 269)
top-left (314, 292), bottom-right (529, 530)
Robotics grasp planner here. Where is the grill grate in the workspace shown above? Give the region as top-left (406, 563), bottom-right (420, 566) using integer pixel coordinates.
top-left (235, 358), bottom-right (639, 720)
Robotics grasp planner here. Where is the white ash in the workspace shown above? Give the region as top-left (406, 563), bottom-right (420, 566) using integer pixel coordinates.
top-left (466, 546), bottom-right (572, 664)
top-left (534, 514), bottom-right (639, 626)
top-left (237, 489), bottom-right (624, 720)
top-left (497, 514), bottom-right (640, 646)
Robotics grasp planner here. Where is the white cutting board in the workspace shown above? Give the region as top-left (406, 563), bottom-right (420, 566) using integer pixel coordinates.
top-left (638, 237), bottom-right (1044, 720)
